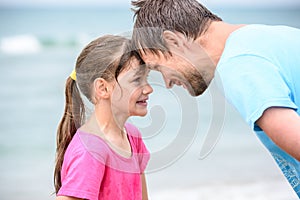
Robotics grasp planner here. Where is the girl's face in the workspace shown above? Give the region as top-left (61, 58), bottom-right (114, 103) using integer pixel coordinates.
top-left (111, 58), bottom-right (153, 118)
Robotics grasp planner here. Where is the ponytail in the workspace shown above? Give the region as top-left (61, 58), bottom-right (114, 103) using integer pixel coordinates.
top-left (54, 77), bottom-right (85, 193)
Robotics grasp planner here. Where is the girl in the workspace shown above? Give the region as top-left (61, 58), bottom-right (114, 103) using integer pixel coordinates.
top-left (54, 35), bottom-right (153, 200)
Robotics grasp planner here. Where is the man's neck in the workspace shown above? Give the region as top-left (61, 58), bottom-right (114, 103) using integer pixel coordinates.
top-left (199, 21), bottom-right (246, 65)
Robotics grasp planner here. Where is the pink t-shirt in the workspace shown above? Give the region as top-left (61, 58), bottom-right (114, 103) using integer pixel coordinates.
top-left (57, 123), bottom-right (150, 200)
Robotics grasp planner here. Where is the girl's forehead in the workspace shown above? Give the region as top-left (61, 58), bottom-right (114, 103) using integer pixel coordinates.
top-left (118, 65), bottom-right (148, 82)
top-left (122, 57), bottom-right (148, 74)
top-left (124, 65), bottom-right (146, 76)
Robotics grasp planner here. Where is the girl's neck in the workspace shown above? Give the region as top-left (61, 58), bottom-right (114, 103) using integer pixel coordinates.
top-left (92, 104), bottom-right (132, 158)
top-left (78, 99), bottom-right (132, 158)
top-left (93, 101), bottom-right (128, 138)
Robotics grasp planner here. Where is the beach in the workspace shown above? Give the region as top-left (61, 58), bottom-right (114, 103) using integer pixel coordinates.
top-left (0, 5), bottom-right (299, 200)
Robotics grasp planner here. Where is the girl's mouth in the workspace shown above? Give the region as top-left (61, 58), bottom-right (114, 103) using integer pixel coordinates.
top-left (136, 99), bottom-right (148, 106)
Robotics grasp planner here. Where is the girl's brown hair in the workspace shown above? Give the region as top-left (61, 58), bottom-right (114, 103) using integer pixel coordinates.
top-left (54, 35), bottom-right (141, 193)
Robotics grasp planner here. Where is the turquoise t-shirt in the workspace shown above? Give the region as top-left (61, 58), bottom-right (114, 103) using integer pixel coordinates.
top-left (216, 24), bottom-right (300, 197)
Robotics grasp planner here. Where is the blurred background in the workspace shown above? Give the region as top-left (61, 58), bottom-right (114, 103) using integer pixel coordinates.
top-left (0, 0), bottom-right (300, 199)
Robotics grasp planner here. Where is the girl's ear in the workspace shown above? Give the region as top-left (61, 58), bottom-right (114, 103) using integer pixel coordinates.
top-left (94, 78), bottom-right (110, 100)
top-left (163, 30), bottom-right (184, 51)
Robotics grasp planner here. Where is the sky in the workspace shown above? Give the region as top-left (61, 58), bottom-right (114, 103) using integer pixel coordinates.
top-left (0, 0), bottom-right (300, 8)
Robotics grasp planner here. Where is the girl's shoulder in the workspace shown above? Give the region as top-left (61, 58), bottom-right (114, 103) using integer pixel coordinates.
top-left (66, 130), bottom-right (110, 163)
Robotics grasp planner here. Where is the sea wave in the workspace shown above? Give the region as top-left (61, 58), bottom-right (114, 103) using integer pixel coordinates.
top-left (0, 34), bottom-right (91, 55)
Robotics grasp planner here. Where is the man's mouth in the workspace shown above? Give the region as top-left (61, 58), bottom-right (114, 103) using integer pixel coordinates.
top-left (173, 81), bottom-right (187, 89)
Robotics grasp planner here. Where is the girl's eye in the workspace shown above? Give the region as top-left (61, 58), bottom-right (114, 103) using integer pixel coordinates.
top-left (133, 77), bottom-right (141, 82)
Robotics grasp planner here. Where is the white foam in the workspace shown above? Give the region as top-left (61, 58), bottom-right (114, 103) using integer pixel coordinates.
top-left (149, 180), bottom-right (298, 200)
top-left (0, 35), bottom-right (41, 55)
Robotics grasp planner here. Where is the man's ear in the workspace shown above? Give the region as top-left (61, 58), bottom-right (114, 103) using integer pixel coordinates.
top-left (163, 30), bottom-right (183, 50)
top-left (94, 78), bottom-right (110, 99)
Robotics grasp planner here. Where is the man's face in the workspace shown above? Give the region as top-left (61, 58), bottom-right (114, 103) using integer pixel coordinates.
top-left (141, 51), bottom-right (209, 96)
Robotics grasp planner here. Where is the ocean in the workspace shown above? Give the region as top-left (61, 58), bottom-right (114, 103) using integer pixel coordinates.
top-left (0, 5), bottom-right (299, 200)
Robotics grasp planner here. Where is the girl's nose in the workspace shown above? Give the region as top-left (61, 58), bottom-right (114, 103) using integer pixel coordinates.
top-left (143, 83), bottom-right (153, 94)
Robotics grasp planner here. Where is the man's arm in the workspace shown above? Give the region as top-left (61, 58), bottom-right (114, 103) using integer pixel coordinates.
top-left (256, 107), bottom-right (300, 161)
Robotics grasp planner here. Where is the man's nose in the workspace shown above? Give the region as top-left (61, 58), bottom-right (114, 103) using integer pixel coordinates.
top-left (164, 77), bottom-right (174, 89)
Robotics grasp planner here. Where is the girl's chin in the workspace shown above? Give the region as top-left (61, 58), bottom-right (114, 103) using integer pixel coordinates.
top-left (130, 110), bottom-right (148, 117)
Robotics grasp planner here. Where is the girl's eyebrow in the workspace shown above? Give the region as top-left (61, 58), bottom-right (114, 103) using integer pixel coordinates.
top-left (133, 66), bottom-right (147, 77)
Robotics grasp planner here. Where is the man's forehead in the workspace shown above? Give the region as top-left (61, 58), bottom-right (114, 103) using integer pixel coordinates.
top-left (141, 50), bottom-right (166, 60)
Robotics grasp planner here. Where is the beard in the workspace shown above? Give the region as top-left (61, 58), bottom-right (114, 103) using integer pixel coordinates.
top-left (180, 66), bottom-right (209, 97)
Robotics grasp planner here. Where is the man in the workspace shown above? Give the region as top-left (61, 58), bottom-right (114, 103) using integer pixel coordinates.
top-left (131, 0), bottom-right (300, 197)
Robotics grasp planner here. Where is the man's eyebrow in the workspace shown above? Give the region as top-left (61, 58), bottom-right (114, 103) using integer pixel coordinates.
top-left (148, 64), bottom-right (159, 70)
top-left (153, 65), bottom-right (160, 70)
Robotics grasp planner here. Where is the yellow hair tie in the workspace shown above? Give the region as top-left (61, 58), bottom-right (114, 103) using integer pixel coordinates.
top-left (70, 70), bottom-right (76, 81)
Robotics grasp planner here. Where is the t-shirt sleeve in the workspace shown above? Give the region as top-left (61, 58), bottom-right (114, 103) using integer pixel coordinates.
top-left (57, 148), bottom-right (105, 200)
top-left (217, 55), bottom-right (297, 130)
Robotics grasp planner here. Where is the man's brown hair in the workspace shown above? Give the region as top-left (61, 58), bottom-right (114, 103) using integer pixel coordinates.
top-left (131, 0), bottom-right (222, 55)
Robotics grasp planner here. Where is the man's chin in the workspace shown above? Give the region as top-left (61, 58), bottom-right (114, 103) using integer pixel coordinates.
top-left (188, 90), bottom-right (200, 97)
top-left (187, 86), bottom-right (207, 97)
